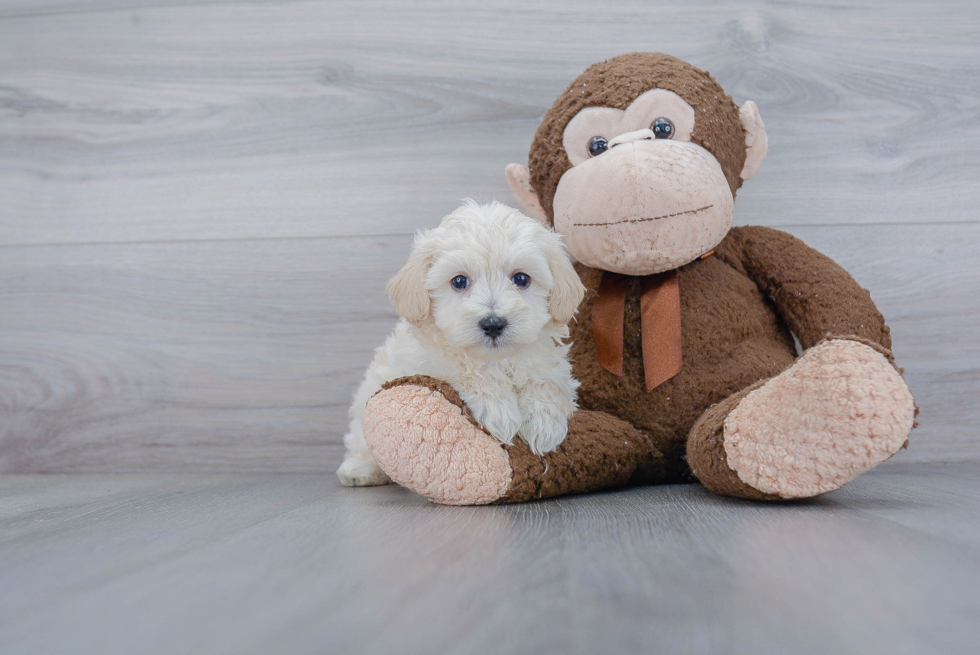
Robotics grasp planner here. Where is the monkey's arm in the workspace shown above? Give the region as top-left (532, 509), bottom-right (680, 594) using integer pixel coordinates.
top-left (715, 225), bottom-right (891, 350)
top-left (361, 375), bottom-right (664, 505)
top-left (691, 226), bottom-right (915, 500)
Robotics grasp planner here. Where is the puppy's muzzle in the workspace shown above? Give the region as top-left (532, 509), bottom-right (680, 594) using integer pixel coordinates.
top-left (479, 315), bottom-right (508, 339)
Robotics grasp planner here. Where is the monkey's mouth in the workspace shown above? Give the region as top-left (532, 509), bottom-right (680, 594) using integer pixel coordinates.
top-left (572, 204), bottom-right (713, 227)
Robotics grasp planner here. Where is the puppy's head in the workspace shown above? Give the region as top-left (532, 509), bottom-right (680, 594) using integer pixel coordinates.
top-left (387, 200), bottom-right (585, 357)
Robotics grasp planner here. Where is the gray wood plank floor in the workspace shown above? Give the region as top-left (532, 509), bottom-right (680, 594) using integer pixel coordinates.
top-left (1, 464), bottom-right (979, 655)
top-left (1, 0), bottom-right (978, 471)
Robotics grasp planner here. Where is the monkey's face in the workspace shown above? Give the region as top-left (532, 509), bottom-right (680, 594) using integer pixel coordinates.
top-left (553, 89), bottom-right (734, 276)
top-left (511, 54), bottom-right (768, 278)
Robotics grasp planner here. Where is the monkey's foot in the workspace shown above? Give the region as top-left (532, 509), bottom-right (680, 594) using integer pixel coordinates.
top-left (689, 338), bottom-right (916, 500)
top-left (363, 375), bottom-right (661, 505)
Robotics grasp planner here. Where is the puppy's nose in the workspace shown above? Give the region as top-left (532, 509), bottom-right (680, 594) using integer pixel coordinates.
top-left (479, 315), bottom-right (508, 339)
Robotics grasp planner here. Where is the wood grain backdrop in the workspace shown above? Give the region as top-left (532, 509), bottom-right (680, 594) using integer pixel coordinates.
top-left (1, 0), bottom-right (978, 472)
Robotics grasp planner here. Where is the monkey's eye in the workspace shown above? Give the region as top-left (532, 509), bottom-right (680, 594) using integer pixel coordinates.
top-left (588, 136), bottom-right (608, 157)
top-left (651, 117), bottom-right (674, 139)
top-left (511, 272), bottom-right (531, 289)
top-left (451, 275), bottom-right (469, 291)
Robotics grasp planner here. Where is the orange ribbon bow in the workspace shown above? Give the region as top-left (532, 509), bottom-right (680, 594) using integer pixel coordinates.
top-left (592, 269), bottom-right (684, 391)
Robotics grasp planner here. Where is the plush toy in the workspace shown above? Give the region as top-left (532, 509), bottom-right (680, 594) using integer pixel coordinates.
top-left (362, 53), bottom-right (916, 505)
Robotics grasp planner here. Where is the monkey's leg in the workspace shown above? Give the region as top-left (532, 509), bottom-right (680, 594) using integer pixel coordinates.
top-left (362, 375), bottom-right (664, 505)
top-left (687, 338), bottom-right (916, 500)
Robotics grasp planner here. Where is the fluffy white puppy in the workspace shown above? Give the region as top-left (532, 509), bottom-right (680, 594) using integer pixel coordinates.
top-left (337, 200), bottom-right (586, 487)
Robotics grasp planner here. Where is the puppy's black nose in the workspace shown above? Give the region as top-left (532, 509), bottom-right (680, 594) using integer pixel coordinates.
top-left (479, 315), bottom-right (508, 339)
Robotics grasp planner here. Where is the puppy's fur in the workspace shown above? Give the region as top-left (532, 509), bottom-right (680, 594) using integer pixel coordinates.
top-left (337, 200), bottom-right (586, 487)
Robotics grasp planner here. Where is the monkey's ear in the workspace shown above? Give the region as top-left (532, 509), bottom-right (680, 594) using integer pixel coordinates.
top-left (739, 101), bottom-right (769, 181)
top-left (505, 163), bottom-right (549, 225)
top-left (386, 242), bottom-right (432, 327)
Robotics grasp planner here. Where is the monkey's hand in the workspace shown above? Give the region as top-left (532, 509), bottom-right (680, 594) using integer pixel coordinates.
top-left (362, 376), bottom-right (660, 505)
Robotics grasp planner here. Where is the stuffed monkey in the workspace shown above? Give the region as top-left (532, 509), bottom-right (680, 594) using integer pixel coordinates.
top-left (361, 53), bottom-right (916, 504)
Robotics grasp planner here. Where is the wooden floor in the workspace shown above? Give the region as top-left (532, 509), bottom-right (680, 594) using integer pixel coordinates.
top-left (1, 463), bottom-right (978, 654)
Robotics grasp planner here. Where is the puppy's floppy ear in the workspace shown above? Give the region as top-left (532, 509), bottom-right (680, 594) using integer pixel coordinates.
top-left (545, 236), bottom-right (586, 326)
top-left (386, 237), bottom-right (433, 327)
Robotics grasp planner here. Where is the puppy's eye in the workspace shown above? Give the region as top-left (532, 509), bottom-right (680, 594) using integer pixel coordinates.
top-left (587, 136), bottom-right (608, 157)
top-left (651, 117), bottom-right (674, 139)
top-left (450, 275), bottom-right (469, 291)
top-left (511, 272), bottom-right (531, 289)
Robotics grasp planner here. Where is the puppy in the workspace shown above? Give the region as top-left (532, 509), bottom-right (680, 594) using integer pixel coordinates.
top-left (337, 200), bottom-right (586, 487)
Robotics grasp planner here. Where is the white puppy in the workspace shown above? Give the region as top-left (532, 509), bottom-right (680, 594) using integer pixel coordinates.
top-left (337, 200), bottom-right (586, 487)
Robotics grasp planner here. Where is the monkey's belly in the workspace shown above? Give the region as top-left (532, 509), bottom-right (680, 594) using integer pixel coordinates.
top-left (569, 257), bottom-right (797, 476)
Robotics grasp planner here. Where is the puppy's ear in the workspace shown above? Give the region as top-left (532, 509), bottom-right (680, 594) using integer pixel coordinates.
top-left (386, 240), bottom-right (433, 327)
top-left (545, 238), bottom-right (586, 326)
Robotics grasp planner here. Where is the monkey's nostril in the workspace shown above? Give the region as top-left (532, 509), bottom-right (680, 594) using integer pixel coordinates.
top-left (479, 315), bottom-right (508, 339)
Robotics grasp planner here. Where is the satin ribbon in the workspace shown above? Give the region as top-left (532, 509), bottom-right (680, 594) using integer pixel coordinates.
top-left (593, 269), bottom-right (685, 391)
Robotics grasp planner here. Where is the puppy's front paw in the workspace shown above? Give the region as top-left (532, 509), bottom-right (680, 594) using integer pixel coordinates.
top-left (476, 406), bottom-right (522, 446)
top-left (520, 413), bottom-right (569, 456)
top-left (337, 456), bottom-right (391, 487)
top-left (465, 393), bottom-right (522, 446)
top-left (480, 414), bottom-right (521, 446)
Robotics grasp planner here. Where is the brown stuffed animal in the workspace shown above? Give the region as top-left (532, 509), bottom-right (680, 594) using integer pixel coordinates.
top-left (361, 53), bottom-right (916, 504)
